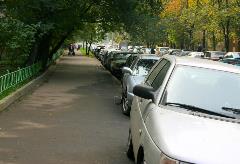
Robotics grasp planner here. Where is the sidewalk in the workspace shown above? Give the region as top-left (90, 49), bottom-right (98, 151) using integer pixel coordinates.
top-left (0, 56), bottom-right (132, 164)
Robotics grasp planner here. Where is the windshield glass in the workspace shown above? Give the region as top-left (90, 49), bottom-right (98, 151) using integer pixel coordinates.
top-left (213, 52), bottom-right (225, 56)
top-left (132, 59), bottom-right (158, 76)
top-left (113, 53), bottom-right (131, 60)
top-left (164, 66), bottom-right (240, 118)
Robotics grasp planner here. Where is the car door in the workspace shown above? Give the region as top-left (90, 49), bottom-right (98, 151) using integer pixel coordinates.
top-left (131, 59), bottom-right (171, 153)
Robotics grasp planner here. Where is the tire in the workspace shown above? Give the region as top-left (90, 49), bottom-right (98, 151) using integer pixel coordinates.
top-left (122, 91), bottom-right (131, 116)
top-left (127, 131), bottom-right (135, 160)
top-left (137, 149), bottom-right (145, 164)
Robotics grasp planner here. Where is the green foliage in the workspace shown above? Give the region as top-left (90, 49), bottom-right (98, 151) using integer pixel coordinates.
top-left (0, 17), bottom-right (36, 66)
top-left (159, 0), bottom-right (240, 50)
top-left (80, 48), bottom-right (94, 57)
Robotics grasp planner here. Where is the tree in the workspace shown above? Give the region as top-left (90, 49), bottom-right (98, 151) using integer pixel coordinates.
top-left (3, 0), bottom-right (140, 68)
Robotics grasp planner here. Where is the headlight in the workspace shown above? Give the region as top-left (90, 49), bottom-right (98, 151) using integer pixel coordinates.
top-left (160, 153), bottom-right (189, 164)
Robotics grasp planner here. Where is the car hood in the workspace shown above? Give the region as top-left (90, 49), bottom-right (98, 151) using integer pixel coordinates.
top-left (146, 107), bottom-right (240, 164)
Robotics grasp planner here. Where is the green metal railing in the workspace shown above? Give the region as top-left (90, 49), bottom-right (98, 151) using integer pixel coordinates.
top-left (0, 62), bottom-right (41, 94)
top-left (0, 49), bottom-right (63, 95)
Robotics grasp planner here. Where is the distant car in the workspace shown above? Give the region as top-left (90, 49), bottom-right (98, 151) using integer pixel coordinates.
top-left (121, 54), bottom-right (160, 115)
top-left (188, 51), bottom-right (204, 58)
top-left (105, 51), bottom-right (121, 70)
top-left (109, 52), bottom-right (137, 77)
top-left (204, 51), bottom-right (226, 61)
top-left (156, 47), bottom-right (169, 56)
top-left (128, 55), bottom-right (240, 164)
top-left (180, 50), bottom-right (192, 56)
top-left (102, 49), bottom-right (118, 67)
top-left (168, 49), bottom-right (183, 56)
top-left (221, 52), bottom-right (240, 66)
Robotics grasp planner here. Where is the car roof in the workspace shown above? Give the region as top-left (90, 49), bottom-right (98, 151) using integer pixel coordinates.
top-left (138, 54), bottom-right (160, 60)
top-left (164, 55), bottom-right (240, 74)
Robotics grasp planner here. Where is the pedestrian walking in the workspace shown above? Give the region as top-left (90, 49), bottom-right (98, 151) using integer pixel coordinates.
top-left (68, 44), bottom-right (75, 56)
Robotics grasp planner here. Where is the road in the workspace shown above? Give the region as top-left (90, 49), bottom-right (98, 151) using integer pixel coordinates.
top-left (0, 55), bottom-right (133, 164)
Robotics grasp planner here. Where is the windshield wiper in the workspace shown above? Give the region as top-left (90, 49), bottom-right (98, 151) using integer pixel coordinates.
top-left (222, 107), bottom-right (240, 115)
top-left (165, 102), bottom-right (234, 119)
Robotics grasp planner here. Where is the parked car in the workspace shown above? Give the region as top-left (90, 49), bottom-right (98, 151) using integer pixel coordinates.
top-left (168, 49), bottom-right (183, 56)
top-left (121, 54), bottom-right (160, 115)
top-left (127, 55), bottom-right (240, 164)
top-left (125, 53), bottom-right (140, 68)
top-left (102, 49), bottom-right (118, 67)
top-left (203, 51), bottom-right (226, 61)
top-left (188, 51), bottom-right (204, 58)
top-left (109, 52), bottom-right (137, 76)
top-left (105, 51), bottom-right (121, 70)
top-left (221, 52), bottom-right (240, 66)
top-left (156, 47), bottom-right (169, 56)
top-left (94, 46), bottom-right (105, 59)
top-left (178, 50), bottom-right (192, 56)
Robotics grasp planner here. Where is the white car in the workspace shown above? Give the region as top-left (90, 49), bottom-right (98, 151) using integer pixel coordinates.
top-left (188, 52), bottom-right (204, 58)
top-left (128, 55), bottom-right (240, 164)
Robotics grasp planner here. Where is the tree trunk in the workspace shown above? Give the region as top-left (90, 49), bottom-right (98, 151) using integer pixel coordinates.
top-left (88, 42), bottom-right (92, 55)
top-left (36, 34), bottom-right (51, 70)
top-left (212, 32), bottom-right (216, 51)
top-left (222, 20), bottom-right (230, 52)
top-left (202, 30), bottom-right (206, 50)
top-left (85, 41), bottom-right (88, 55)
top-left (50, 30), bottom-right (73, 57)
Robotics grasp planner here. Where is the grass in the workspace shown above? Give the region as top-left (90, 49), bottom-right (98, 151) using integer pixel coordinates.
top-left (80, 48), bottom-right (94, 58)
top-left (0, 77), bottom-right (33, 100)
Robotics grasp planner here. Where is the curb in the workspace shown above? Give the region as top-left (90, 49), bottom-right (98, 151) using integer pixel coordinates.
top-left (0, 63), bottom-right (57, 112)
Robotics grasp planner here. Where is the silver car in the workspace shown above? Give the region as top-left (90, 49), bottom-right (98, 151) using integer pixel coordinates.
top-left (121, 54), bottom-right (160, 115)
top-left (128, 55), bottom-right (240, 164)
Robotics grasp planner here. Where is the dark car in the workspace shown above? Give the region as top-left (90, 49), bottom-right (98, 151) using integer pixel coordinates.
top-left (221, 52), bottom-right (240, 66)
top-left (109, 52), bottom-right (137, 77)
top-left (105, 51), bottom-right (121, 70)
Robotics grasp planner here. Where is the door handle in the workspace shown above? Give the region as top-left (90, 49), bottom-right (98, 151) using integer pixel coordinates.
top-left (139, 129), bottom-right (142, 136)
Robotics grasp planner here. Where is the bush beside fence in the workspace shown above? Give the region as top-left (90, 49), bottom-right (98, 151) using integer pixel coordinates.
top-left (0, 49), bottom-right (63, 96)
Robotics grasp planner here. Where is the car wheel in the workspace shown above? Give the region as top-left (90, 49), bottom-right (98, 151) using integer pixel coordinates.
top-left (127, 131), bottom-right (135, 160)
top-left (137, 149), bottom-right (145, 164)
top-left (122, 92), bottom-right (131, 116)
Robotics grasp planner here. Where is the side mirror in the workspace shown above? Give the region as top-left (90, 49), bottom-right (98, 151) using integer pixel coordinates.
top-left (200, 55), bottom-right (204, 58)
top-left (133, 84), bottom-right (155, 101)
top-left (122, 67), bottom-right (133, 75)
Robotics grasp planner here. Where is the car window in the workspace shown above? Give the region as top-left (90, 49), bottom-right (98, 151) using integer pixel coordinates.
top-left (132, 59), bottom-right (158, 76)
top-left (130, 58), bottom-right (139, 70)
top-left (146, 59), bottom-right (168, 85)
top-left (225, 54), bottom-right (233, 58)
top-left (163, 65), bottom-right (240, 119)
top-left (113, 53), bottom-right (131, 60)
top-left (151, 62), bottom-right (171, 90)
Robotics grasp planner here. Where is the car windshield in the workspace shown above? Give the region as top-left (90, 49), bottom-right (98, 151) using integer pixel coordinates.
top-left (160, 48), bottom-right (169, 51)
top-left (205, 52), bottom-right (224, 58)
top-left (132, 59), bottom-right (158, 76)
top-left (113, 53), bottom-right (131, 60)
top-left (213, 52), bottom-right (225, 56)
top-left (126, 55), bottom-right (138, 67)
top-left (164, 66), bottom-right (240, 119)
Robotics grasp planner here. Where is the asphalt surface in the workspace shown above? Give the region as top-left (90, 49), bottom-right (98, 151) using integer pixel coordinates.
top-left (0, 55), bottom-right (133, 164)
